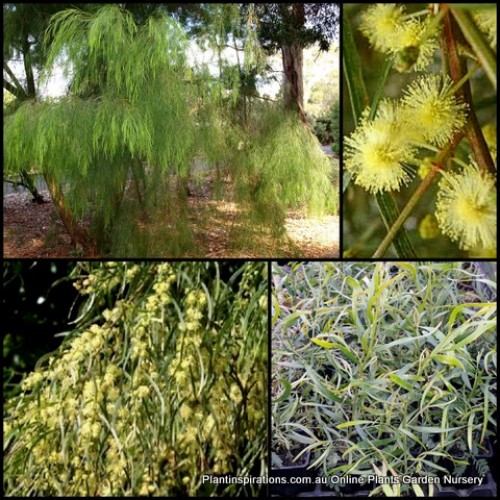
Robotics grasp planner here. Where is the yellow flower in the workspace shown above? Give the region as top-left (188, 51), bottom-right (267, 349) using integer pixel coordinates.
top-left (359, 4), bottom-right (405, 52)
top-left (419, 213), bottom-right (440, 240)
top-left (474, 7), bottom-right (497, 48)
top-left (402, 75), bottom-right (468, 146)
top-left (359, 5), bottom-right (438, 72)
top-left (81, 421), bottom-right (93, 439)
top-left (179, 404), bottom-right (192, 419)
top-left (83, 380), bottom-right (96, 400)
top-left (435, 164), bottom-right (497, 250)
top-left (418, 157), bottom-right (434, 179)
top-left (392, 18), bottom-right (438, 72)
top-left (21, 371), bottom-right (44, 390)
top-left (107, 386), bottom-right (120, 401)
top-left (135, 385), bottom-right (150, 399)
top-left (91, 422), bottom-right (101, 439)
top-left (104, 364), bottom-right (122, 386)
top-left (126, 265), bottom-right (140, 279)
top-left (345, 101), bottom-right (416, 193)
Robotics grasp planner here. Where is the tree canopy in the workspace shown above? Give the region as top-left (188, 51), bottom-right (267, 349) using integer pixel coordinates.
top-left (4, 4), bottom-right (338, 257)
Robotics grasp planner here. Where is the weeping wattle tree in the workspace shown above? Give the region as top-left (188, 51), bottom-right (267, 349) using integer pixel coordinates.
top-left (4, 5), bottom-right (337, 257)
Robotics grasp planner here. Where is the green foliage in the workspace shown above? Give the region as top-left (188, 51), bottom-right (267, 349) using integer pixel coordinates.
top-left (313, 101), bottom-right (340, 150)
top-left (272, 262), bottom-right (497, 497)
top-left (232, 108), bottom-right (338, 229)
top-left (4, 6), bottom-right (195, 252)
top-left (4, 5), bottom-right (339, 256)
top-left (4, 262), bottom-right (267, 496)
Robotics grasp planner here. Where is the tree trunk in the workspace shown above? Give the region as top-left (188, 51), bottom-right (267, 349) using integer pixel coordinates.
top-left (20, 169), bottom-right (46, 204)
top-left (281, 3), bottom-right (307, 123)
top-left (44, 172), bottom-right (89, 249)
top-left (3, 62), bottom-right (29, 101)
top-left (22, 39), bottom-right (36, 99)
top-left (281, 44), bottom-right (306, 122)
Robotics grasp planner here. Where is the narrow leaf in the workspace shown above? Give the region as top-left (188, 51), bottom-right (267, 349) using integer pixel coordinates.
top-left (389, 374), bottom-right (413, 391)
top-left (433, 353), bottom-right (465, 370)
top-left (337, 420), bottom-right (375, 429)
top-left (273, 379), bottom-right (292, 403)
top-left (311, 337), bottom-right (336, 349)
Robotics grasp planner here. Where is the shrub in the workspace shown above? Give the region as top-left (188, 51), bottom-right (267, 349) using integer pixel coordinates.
top-left (313, 101), bottom-right (340, 152)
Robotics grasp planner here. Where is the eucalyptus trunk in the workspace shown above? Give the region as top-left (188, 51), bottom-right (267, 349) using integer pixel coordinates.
top-left (282, 44), bottom-right (306, 122)
top-left (280, 3), bottom-right (306, 123)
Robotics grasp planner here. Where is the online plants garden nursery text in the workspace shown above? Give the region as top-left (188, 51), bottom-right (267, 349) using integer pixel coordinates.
top-left (325, 475), bottom-right (486, 486)
top-left (201, 474), bottom-right (486, 486)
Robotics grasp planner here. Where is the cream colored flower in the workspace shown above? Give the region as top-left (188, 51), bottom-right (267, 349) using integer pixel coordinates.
top-left (402, 75), bottom-right (468, 146)
top-left (435, 163), bottom-right (497, 250)
top-left (345, 101), bottom-right (416, 193)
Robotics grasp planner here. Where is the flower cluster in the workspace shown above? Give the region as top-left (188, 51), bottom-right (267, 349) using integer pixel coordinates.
top-left (359, 4), bottom-right (439, 72)
top-left (345, 76), bottom-right (467, 194)
top-left (4, 262), bottom-right (267, 497)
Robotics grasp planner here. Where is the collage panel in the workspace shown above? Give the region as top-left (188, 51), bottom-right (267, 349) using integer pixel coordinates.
top-left (3, 1), bottom-right (498, 498)
top-left (3, 3), bottom-right (340, 260)
top-left (3, 261), bottom-right (268, 496)
top-left (271, 261), bottom-right (497, 497)
top-left (342, 3), bottom-right (496, 259)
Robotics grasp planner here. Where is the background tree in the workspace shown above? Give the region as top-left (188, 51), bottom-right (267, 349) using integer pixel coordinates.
top-left (255, 3), bottom-right (339, 122)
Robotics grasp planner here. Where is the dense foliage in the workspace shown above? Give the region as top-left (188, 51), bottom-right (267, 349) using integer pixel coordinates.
top-left (272, 262), bottom-right (497, 497)
top-left (4, 261), bottom-right (267, 496)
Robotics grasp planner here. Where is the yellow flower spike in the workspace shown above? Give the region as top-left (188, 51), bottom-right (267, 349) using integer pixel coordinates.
top-left (135, 385), bottom-right (150, 399)
top-left (435, 163), bottom-right (497, 250)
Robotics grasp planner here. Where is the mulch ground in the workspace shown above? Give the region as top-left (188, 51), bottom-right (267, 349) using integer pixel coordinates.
top-left (3, 189), bottom-right (339, 259)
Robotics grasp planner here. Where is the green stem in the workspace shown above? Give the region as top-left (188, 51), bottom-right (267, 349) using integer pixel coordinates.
top-left (372, 137), bottom-right (463, 259)
top-left (449, 62), bottom-right (480, 96)
top-left (374, 193), bottom-right (416, 258)
top-left (450, 7), bottom-right (496, 91)
top-left (368, 57), bottom-right (393, 121)
top-left (342, 14), bottom-right (369, 125)
top-left (373, 175), bottom-right (438, 259)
